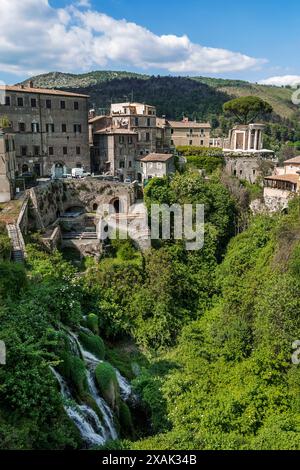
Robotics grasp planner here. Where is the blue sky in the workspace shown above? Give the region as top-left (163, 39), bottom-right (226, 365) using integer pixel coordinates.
top-left (0, 0), bottom-right (299, 85)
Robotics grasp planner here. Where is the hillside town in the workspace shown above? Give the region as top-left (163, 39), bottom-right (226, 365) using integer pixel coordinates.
top-left (0, 82), bottom-right (283, 202)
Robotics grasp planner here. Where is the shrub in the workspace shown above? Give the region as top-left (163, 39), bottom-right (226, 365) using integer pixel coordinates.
top-left (78, 331), bottom-right (105, 360)
top-left (86, 313), bottom-right (100, 335)
top-left (95, 362), bottom-right (119, 410)
top-left (119, 402), bottom-right (134, 437)
top-left (58, 352), bottom-right (87, 397)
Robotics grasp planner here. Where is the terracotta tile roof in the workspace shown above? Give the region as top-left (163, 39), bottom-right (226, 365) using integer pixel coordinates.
top-left (140, 153), bottom-right (173, 162)
top-left (89, 115), bottom-right (107, 123)
top-left (283, 156), bottom-right (300, 165)
top-left (265, 174), bottom-right (300, 184)
top-left (95, 128), bottom-right (138, 135)
top-left (168, 120), bottom-right (211, 129)
top-left (0, 85), bottom-right (89, 98)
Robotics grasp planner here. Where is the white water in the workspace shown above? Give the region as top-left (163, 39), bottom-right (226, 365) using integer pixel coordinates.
top-left (67, 332), bottom-right (119, 440)
top-left (51, 330), bottom-right (134, 447)
top-left (50, 367), bottom-right (106, 447)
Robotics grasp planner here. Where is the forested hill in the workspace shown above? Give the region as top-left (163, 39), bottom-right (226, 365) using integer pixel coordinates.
top-left (19, 71), bottom-right (299, 122)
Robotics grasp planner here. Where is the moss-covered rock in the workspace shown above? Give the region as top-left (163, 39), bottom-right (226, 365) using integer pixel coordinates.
top-left (58, 352), bottom-right (87, 397)
top-left (119, 401), bottom-right (134, 438)
top-left (78, 331), bottom-right (105, 360)
top-left (95, 362), bottom-right (120, 411)
top-left (87, 313), bottom-right (99, 335)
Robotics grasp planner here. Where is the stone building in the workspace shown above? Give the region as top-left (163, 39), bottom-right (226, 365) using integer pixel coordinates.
top-left (223, 123), bottom-right (275, 183)
top-left (138, 153), bottom-right (175, 183)
top-left (111, 102), bottom-right (157, 156)
top-left (263, 156), bottom-right (300, 211)
top-left (0, 129), bottom-right (16, 202)
top-left (156, 117), bottom-right (173, 153)
top-left (0, 84), bottom-right (90, 178)
top-left (168, 118), bottom-right (211, 148)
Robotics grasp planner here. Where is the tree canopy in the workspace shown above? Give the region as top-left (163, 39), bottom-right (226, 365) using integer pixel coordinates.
top-left (223, 96), bottom-right (273, 124)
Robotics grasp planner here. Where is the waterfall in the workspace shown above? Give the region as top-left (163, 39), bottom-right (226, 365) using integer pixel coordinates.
top-left (50, 367), bottom-right (106, 447)
top-left (67, 331), bottom-right (119, 440)
top-left (52, 330), bottom-right (134, 447)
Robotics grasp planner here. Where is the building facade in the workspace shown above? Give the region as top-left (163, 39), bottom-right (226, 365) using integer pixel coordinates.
top-left (0, 130), bottom-right (16, 202)
top-left (168, 118), bottom-right (211, 148)
top-left (139, 153), bottom-right (175, 183)
top-left (0, 84), bottom-right (90, 178)
top-left (111, 103), bottom-right (157, 156)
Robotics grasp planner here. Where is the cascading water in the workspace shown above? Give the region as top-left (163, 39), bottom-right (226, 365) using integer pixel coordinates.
top-left (52, 330), bottom-right (135, 447)
top-left (50, 367), bottom-right (106, 447)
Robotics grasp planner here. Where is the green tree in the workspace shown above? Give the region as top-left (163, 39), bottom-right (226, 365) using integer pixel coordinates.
top-left (223, 96), bottom-right (273, 124)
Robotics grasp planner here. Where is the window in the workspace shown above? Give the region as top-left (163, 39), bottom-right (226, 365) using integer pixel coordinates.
top-left (19, 122), bottom-right (26, 132)
top-left (134, 117), bottom-right (139, 126)
top-left (240, 170), bottom-right (243, 175)
top-left (253, 169), bottom-right (256, 175)
top-left (157, 162), bottom-right (162, 169)
top-left (31, 122), bottom-right (40, 133)
top-left (119, 136), bottom-right (125, 144)
top-left (128, 136), bottom-right (133, 144)
top-left (21, 146), bottom-right (27, 156)
top-left (146, 132), bottom-right (150, 142)
top-left (76, 146), bottom-right (81, 155)
top-left (190, 129), bottom-right (193, 134)
top-left (120, 161), bottom-right (125, 169)
top-left (200, 140), bottom-right (204, 146)
top-left (63, 147), bottom-right (67, 155)
top-left (5, 140), bottom-right (9, 153)
top-left (17, 97), bottom-right (24, 107)
top-left (189, 140), bottom-right (193, 145)
top-left (233, 170), bottom-right (237, 176)
top-left (74, 124), bottom-right (82, 133)
top-left (62, 124), bottom-right (67, 133)
top-left (33, 146), bottom-right (40, 156)
top-left (46, 123), bottom-right (55, 133)
top-left (49, 146), bottom-right (54, 156)
top-left (60, 100), bottom-right (66, 109)
top-left (129, 161), bottom-right (132, 168)
top-left (171, 140), bottom-right (174, 146)
top-left (31, 98), bottom-right (37, 108)
top-left (76, 163), bottom-right (82, 168)
top-left (171, 128), bottom-right (174, 134)
top-left (74, 101), bottom-right (79, 110)
top-left (147, 118), bottom-right (151, 127)
top-left (46, 99), bottom-right (52, 109)
top-left (5, 96), bottom-right (10, 106)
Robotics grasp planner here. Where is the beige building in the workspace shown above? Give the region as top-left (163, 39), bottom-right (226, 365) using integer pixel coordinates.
top-left (0, 84), bottom-right (90, 178)
top-left (156, 117), bottom-right (173, 153)
top-left (0, 130), bottom-right (16, 202)
top-left (168, 118), bottom-right (211, 148)
top-left (138, 153), bottom-right (175, 183)
top-left (263, 156), bottom-right (300, 211)
top-left (111, 102), bottom-right (157, 156)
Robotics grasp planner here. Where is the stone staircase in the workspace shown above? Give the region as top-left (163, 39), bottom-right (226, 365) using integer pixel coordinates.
top-left (7, 224), bottom-right (25, 263)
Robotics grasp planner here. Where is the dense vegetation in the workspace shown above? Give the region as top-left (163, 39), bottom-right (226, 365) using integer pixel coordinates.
top-left (0, 172), bottom-right (300, 450)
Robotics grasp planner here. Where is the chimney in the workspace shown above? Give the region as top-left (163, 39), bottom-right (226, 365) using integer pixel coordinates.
top-left (29, 80), bottom-right (34, 88)
top-left (182, 117), bottom-right (189, 123)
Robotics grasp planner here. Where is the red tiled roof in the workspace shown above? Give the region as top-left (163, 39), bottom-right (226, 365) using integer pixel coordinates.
top-left (0, 85), bottom-right (89, 98)
top-left (168, 120), bottom-right (211, 129)
top-left (283, 156), bottom-right (300, 165)
top-left (140, 153), bottom-right (173, 162)
top-left (265, 174), bottom-right (299, 184)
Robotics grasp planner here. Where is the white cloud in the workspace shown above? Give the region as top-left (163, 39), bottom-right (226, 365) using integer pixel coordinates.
top-left (259, 75), bottom-right (300, 87)
top-left (0, 0), bottom-right (266, 79)
top-left (76, 0), bottom-right (91, 8)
